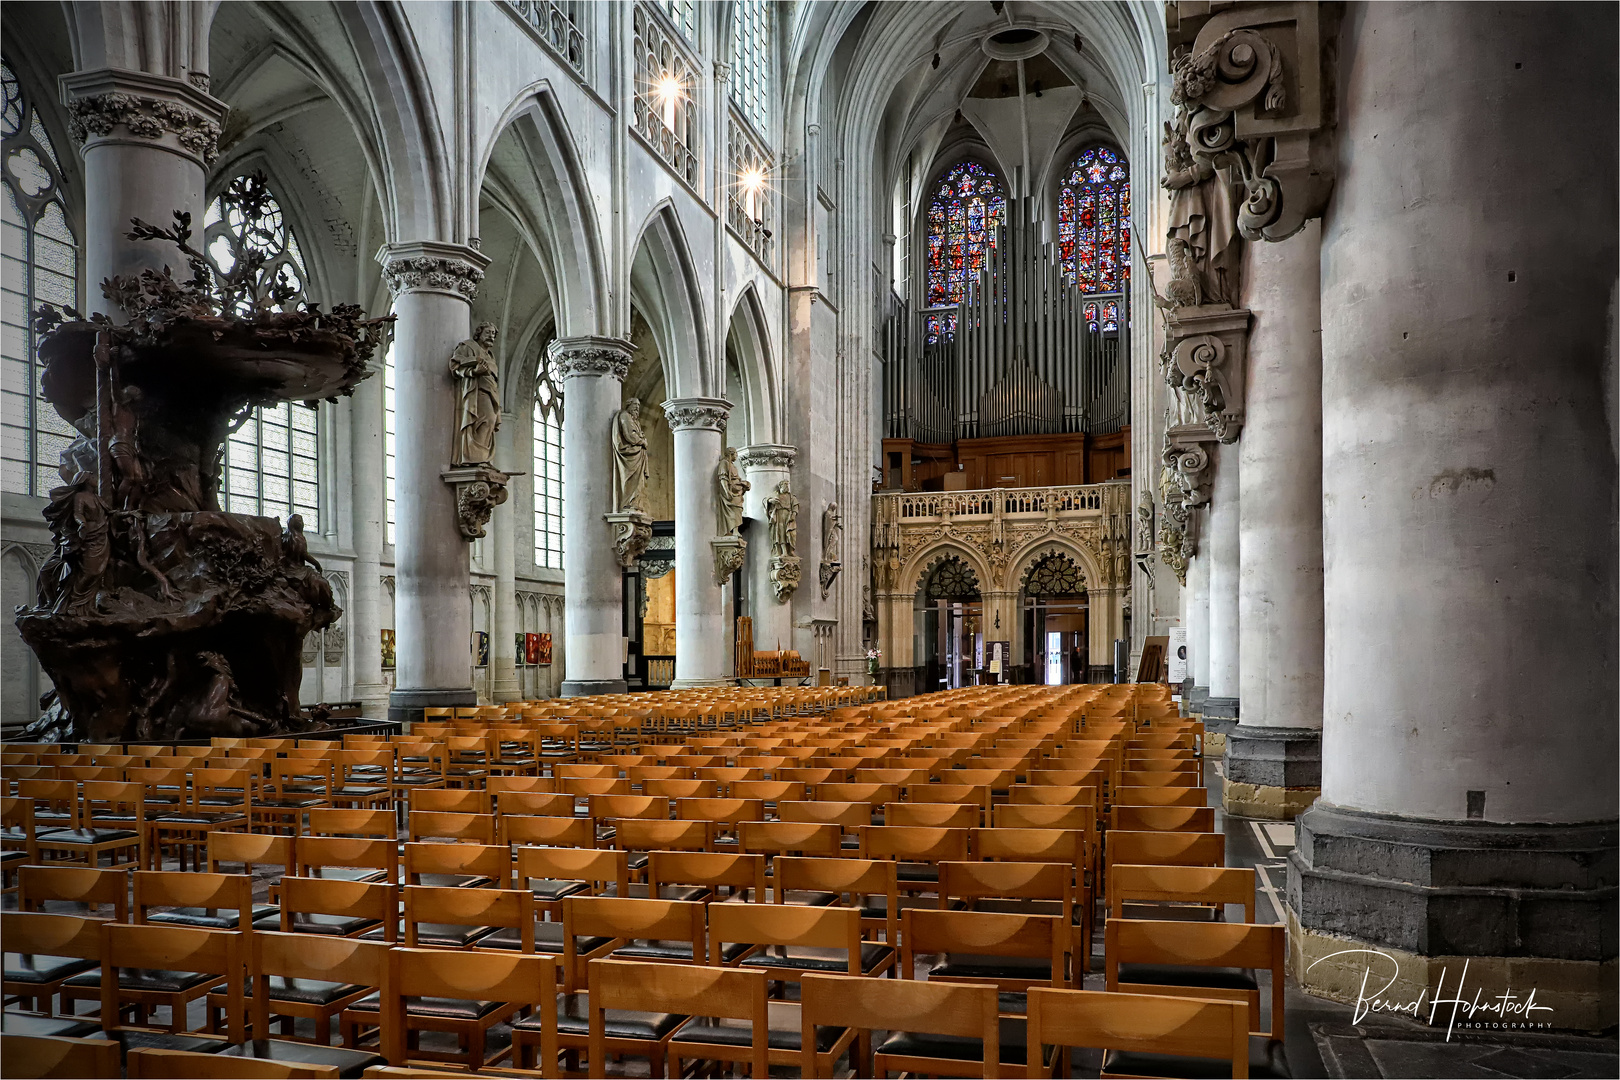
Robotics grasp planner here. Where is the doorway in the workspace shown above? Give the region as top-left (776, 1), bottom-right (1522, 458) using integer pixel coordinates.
top-left (1020, 552), bottom-right (1089, 685)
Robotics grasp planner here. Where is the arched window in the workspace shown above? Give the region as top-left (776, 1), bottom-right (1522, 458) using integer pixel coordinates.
top-left (533, 355), bottom-right (564, 570)
top-left (731, 0), bottom-right (771, 132)
top-left (924, 161), bottom-right (1006, 343)
top-left (2, 56), bottom-right (79, 497)
top-left (203, 173), bottom-right (320, 526)
top-left (1057, 146), bottom-right (1130, 331)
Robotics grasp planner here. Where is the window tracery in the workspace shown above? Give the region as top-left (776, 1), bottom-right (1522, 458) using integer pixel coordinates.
top-left (1058, 146), bottom-right (1130, 325)
top-left (925, 555), bottom-right (982, 600)
top-left (924, 161), bottom-right (1006, 344)
top-left (731, 0), bottom-right (770, 132)
top-left (533, 352), bottom-right (564, 570)
top-left (1023, 552), bottom-right (1086, 597)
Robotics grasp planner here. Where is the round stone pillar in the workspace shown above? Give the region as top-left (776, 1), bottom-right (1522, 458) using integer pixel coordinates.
top-left (379, 243), bottom-right (489, 725)
top-left (1203, 443), bottom-right (1240, 719)
top-left (1185, 549), bottom-right (1211, 712)
top-left (665, 398), bottom-right (734, 687)
top-left (61, 69), bottom-right (227, 307)
top-left (550, 337), bottom-right (633, 697)
top-left (1228, 221), bottom-right (1324, 819)
top-left (349, 357), bottom-right (390, 717)
top-left (489, 412), bottom-right (521, 702)
top-left (1289, 2), bottom-right (1617, 1029)
top-left (737, 445), bottom-right (797, 652)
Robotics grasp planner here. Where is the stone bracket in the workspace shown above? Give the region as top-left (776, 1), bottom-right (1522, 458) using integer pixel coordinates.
top-left (605, 510), bottom-right (653, 569)
top-left (711, 535), bottom-right (746, 585)
top-left (441, 465), bottom-right (513, 540)
top-left (769, 555), bottom-right (801, 603)
top-left (819, 559), bottom-right (842, 599)
top-left (1167, 305), bottom-right (1251, 442)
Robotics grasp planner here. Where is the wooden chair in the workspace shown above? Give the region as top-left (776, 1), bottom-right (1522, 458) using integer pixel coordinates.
top-left (1108, 865), bottom-right (1256, 923)
top-left (1, 911), bottom-right (102, 1017)
top-left (17, 863), bottom-right (130, 921)
top-left (938, 860), bottom-right (1075, 929)
top-left (253, 758), bottom-right (332, 834)
top-left (400, 884), bottom-right (534, 950)
top-left (647, 850), bottom-right (766, 904)
top-left (96, 921), bottom-right (245, 1040)
top-left (401, 842), bottom-right (510, 889)
top-left (1, 796), bottom-right (44, 886)
top-left (711, 901), bottom-right (895, 981)
top-left (514, 846), bottom-right (629, 927)
top-left (905, 783), bottom-right (992, 817)
top-left (902, 908), bottom-right (1071, 996)
top-left (128, 1048), bottom-right (339, 1078)
top-left (1, 1034), bottom-right (120, 1080)
top-left (1112, 805), bottom-right (1217, 832)
top-left (276, 876), bottom-right (395, 939)
top-left (558, 895), bottom-right (707, 991)
top-left (800, 972), bottom-right (1001, 1079)
top-left (149, 769), bottom-right (255, 871)
top-left (405, 811), bottom-right (497, 845)
top-left (208, 831), bottom-right (294, 911)
top-left (136, 869), bottom-right (262, 932)
top-left (771, 856), bottom-right (901, 943)
top-left (374, 947), bottom-right (558, 1069)
top-left (736, 821), bottom-right (844, 897)
top-left (594, 960), bottom-right (772, 1078)
top-left (1025, 986), bottom-right (1249, 1079)
top-left (1105, 918), bottom-right (1285, 1041)
top-left (860, 825), bottom-right (969, 892)
top-left (231, 931), bottom-right (389, 1058)
top-left (884, 801), bottom-right (979, 829)
top-left (1105, 830), bottom-right (1225, 874)
top-left (675, 797), bottom-right (763, 847)
top-left (297, 835), bottom-right (398, 887)
top-left (609, 819), bottom-right (713, 878)
top-left (500, 814), bottom-right (596, 851)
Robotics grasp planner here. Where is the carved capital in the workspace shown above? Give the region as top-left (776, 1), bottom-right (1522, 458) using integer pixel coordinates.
top-left (713, 60), bottom-right (734, 82)
top-left (1165, 306), bottom-right (1250, 442)
top-left (737, 443), bottom-right (797, 471)
top-left (712, 535), bottom-right (747, 585)
top-left (605, 510), bottom-right (653, 569)
top-left (442, 465), bottom-right (512, 539)
top-left (377, 241), bottom-right (489, 300)
top-left (60, 68), bottom-right (227, 165)
top-left (662, 397), bottom-right (731, 432)
top-left (769, 555), bottom-right (801, 603)
top-left (548, 335), bottom-right (632, 381)
top-left (1161, 423), bottom-right (1220, 512)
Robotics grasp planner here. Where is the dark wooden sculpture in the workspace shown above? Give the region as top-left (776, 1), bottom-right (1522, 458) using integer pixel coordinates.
top-left (15, 207), bottom-right (392, 742)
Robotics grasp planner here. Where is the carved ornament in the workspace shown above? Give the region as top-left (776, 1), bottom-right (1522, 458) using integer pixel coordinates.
top-left (549, 336), bottom-right (632, 381)
top-left (711, 535), bottom-right (747, 585)
top-left (736, 444), bottom-right (797, 471)
top-left (442, 465), bottom-right (512, 539)
top-left (605, 510), bottom-right (653, 569)
top-left (378, 242), bottom-right (489, 300)
top-left (662, 397), bottom-right (731, 432)
top-left (769, 555), bottom-right (801, 603)
top-left (67, 92), bottom-right (222, 163)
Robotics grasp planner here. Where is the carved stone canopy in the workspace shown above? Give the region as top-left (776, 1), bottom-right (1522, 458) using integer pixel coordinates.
top-left (442, 464), bottom-right (514, 539)
top-left (549, 336), bottom-right (633, 381)
top-left (605, 509), bottom-right (653, 569)
top-left (377, 241), bottom-right (490, 300)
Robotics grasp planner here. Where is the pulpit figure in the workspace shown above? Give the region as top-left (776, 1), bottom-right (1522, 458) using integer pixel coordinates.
top-left (283, 514), bottom-right (322, 572)
top-left (766, 480), bottom-right (799, 558)
top-left (450, 322), bottom-right (501, 466)
top-left (716, 447), bottom-right (750, 535)
top-left (109, 384), bottom-right (147, 510)
top-left (613, 398), bottom-right (650, 513)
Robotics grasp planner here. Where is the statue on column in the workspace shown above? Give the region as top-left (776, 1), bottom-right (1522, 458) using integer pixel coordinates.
top-left (819, 501), bottom-right (843, 599)
top-left (1162, 117), bottom-right (1240, 307)
top-left (450, 323), bottom-right (501, 466)
top-left (716, 447), bottom-right (749, 535)
top-left (766, 479), bottom-right (799, 558)
top-left (613, 398), bottom-right (650, 513)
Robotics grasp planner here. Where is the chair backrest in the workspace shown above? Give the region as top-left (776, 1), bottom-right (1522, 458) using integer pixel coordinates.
top-left (1105, 830), bottom-right (1225, 871)
top-left (777, 800), bottom-right (871, 828)
top-left (798, 973), bottom-right (1000, 1079)
top-left (389, 947), bottom-right (558, 1065)
top-left (644, 779), bottom-right (720, 799)
top-left (18, 864), bottom-right (130, 921)
top-left (296, 835), bottom-right (398, 883)
top-left (279, 877), bottom-right (397, 940)
top-left (815, 782), bottom-right (898, 805)
top-left (1026, 987), bottom-right (1245, 1077)
top-left (2, 1035), bottom-right (121, 1080)
top-left (564, 896), bottom-right (706, 968)
top-left (407, 811), bottom-right (498, 844)
top-left (409, 788), bottom-right (493, 815)
top-left (515, 846), bottom-right (630, 896)
top-left (1106, 864), bottom-right (1256, 922)
top-left (403, 885), bottom-right (534, 950)
top-left (501, 814), bottom-right (596, 849)
top-left (134, 870), bottom-right (253, 927)
top-left (495, 791), bottom-right (574, 817)
top-left (860, 825), bottom-right (970, 865)
top-left (485, 775), bottom-right (559, 796)
top-left (904, 783), bottom-right (991, 814)
top-left (589, 794), bottom-right (668, 821)
top-left (1105, 918), bottom-right (1284, 1038)
top-left (970, 827), bottom-right (1084, 868)
top-left (307, 807), bottom-right (396, 839)
top-left (1112, 805), bottom-right (1216, 832)
top-left (883, 802), bottom-right (978, 829)
top-left (1, 910), bottom-right (103, 961)
top-left (129, 1047), bottom-right (338, 1077)
top-left (1009, 784), bottom-right (1096, 807)
top-left (728, 780), bottom-right (800, 803)
top-left (101, 921), bottom-right (246, 1042)
top-left (251, 931), bottom-right (391, 1060)
top-left (1112, 785), bottom-right (1207, 808)
top-left (737, 820), bottom-right (842, 858)
top-left (902, 908), bottom-right (1068, 990)
top-left (675, 797), bottom-right (764, 825)
top-left (208, 831), bottom-right (294, 877)
top-left (992, 802), bottom-right (1093, 832)
top-left (589, 959), bottom-right (768, 1077)
top-left (647, 851), bottom-right (766, 897)
top-left (402, 841), bottom-right (512, 887)
top-left (708, 902), bottom-right (863, 974)
top-left (610, 817), bottom-right (712, 853)
top-left (938, 861), bottom-right (1074, 924)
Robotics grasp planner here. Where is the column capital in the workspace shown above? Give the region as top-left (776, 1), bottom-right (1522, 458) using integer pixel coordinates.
top-left (60, 67), bottom-right (227, 166)
top-left (737, 443), bottom-right (796, 471)
top-left (662, 397), bottom-right (732, 432)
top-left (713, 60), bottom-right (733, 83)
top-left (547, 335), bottom-right (632, 381)
top-left (376, 241), bottom-right (489, 300)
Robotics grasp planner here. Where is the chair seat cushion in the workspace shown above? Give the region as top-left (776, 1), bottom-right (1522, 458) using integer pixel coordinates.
top-left (148, 904), bottom-right (279, 930)
top-left (259, 912), bottom-right (381, 936)
top-left (931, 953), bottom-right (1054, 982)
top-left (306, 866), bottom-right (389, 884)
top-left (218, 1038), bottom-right (387, 1079)
top-left (1116, 962), bottom-right (1259, 992)
top-left (1, 1011), bottom-right (102, 1037)
top-left (88, 1030), bottom-right (231, 1055)
top-left (721, 888), bottom-right (837, 906)
top-left (601, 882), bottom-right (707, 902)
top-left (260, 977), bottom-right (369, 1007)
top-left (876, 1017), bottom-right (1031, 1065)
top-left (739, 942), bottom-right (894, 974)
top-left (255, 796), bottom-right (326, 810)
top-left (613, 939), bottom-right (751, 963)
top-left (524, 993), bottom-right (686, 1041)
top-left (895, 862), bottom-right (940, 882)
top-left (345, 992), bottom-right (506, 1021)
top-left (154, 812), bottom-right (247, 826)
top-left (525, 878), bottom-right (590, 902)
top-left (4, 953), bottom-right (99, 983)
top-left (480, 922), bottom-right (611, 954)
top-left (1102, 1035), bottom-right (1291, 1079)
top-left (38, 828), bottom-right (141, 844)
top-left (672, 1001), bottom-right (844, 1052)
top-left (1119, 902), bottom-right (1223, 922)
top-left (359, 922), bottom-right (494, 948)
top-left (64, 967), bottom-right (221, 993)
top-left (332, 786), bottom-right (389, 798)
top-left (0, 849), bottom-right (26, 864)
top-left (413, 873), bottom-right (491, 889)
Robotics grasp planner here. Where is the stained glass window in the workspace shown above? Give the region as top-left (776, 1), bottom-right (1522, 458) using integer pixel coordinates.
top-left (923, 161), bottom-right (1006, 344)
top-left (925, 556), bottom-right (981, 600)
top-left (203, 174), bottom-right (320, 527)
top-left (1081, 299), bottom-right (1121, 334)
top-left (533, 357), bottom-right (564, 570)
top-left (656, 0), bottom-right (695, 39)
top-left (1057, 146), bottom-right (1130, 305)
top-left (2, 56), bottom-right (80, 497)
top-left (731, 0), bottom-right (770, 132)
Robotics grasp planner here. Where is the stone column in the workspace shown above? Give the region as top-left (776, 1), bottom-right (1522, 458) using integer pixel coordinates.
top-left (1203, 443), bottom-right (1240, 722)
top-left (550, 337), bottom-right (633, 696)
top-left (1288, 1), bottom-right (1617, 1029)
top-left (489, 412), bottom-right (521, 702)
top-left (665, 398), bottom-right (733, 687)
top-left (61, 69), bottom-right (227, 306)
top-left (1226, 221), bottom-right (1325, 819)
top-left (378, 243), bottom-right (489, 725)
top-left (1185, 551), bottom-right (1210, 712)
top-left (737, 445), bottom-right (796, 652)
top-left (349, 358), bottom-right (390, 717)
